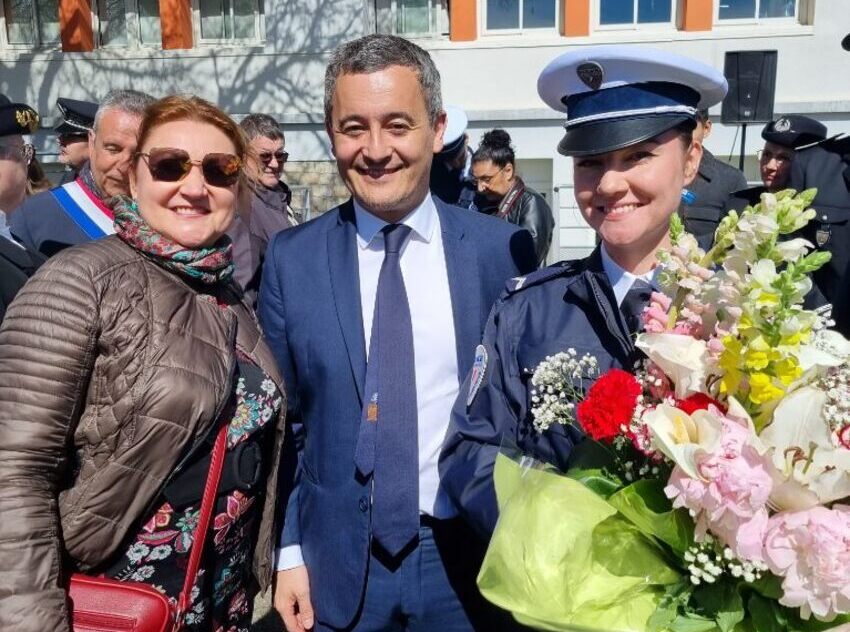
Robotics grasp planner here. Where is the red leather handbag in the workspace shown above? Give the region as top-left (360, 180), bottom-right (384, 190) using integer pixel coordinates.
top-left (68, 423), bottom-right (229, 632)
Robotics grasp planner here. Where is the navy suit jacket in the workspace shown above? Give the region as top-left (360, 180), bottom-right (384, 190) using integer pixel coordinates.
top-left (258, 197), bottom-right (536, 628)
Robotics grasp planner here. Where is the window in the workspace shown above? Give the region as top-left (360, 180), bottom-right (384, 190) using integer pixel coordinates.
top-left (1, 0), bottom-right (60, 47)
top-left (375, 0), bottom-right (449, 37)
top-left (96, 0), bottom-right (162, 48)
top-left (195, 0), bottom-right (264, 43)
top-left (485, 0), bottom-right (557, 31)
top-left (717, 0), bottom-right (797, 20)
top-left (598, 0), bottom-right (672, 27)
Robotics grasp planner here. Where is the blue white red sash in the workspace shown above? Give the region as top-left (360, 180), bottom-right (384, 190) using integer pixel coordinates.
top-left (51, 179), bottom-right (115, 239)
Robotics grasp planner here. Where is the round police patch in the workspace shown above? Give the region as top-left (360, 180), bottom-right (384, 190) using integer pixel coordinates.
top-left (467, 344), bottom-right (488, 407)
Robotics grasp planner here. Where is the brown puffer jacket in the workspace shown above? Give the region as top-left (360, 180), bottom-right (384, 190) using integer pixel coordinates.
top-left (0, 236), bottom-right (287, 631)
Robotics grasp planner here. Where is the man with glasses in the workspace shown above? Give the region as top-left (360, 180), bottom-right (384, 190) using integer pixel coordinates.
top-left (54, 97), bottom-right (98, 184)
top-left (0, 95), bottom-right (45, 322)
top-left (226, 113), bottom-right (297, 305)
top-left (9, 89), bottom-right (154, 257)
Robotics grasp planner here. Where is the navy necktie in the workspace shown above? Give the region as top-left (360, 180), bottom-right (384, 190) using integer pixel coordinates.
top-left (353, 224), bottom-right (419, 557)
top-left (620, 279), bottom-right (653, 337)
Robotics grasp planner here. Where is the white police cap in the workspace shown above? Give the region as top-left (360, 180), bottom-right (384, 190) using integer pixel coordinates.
top-left (440, 105), bottom-right (469, 155)
top-left (537, 45), bottom-right (727, 156)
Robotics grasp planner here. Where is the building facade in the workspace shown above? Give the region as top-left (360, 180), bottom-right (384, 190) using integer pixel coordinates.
top-left (1, 0), bottom-right (848, 261)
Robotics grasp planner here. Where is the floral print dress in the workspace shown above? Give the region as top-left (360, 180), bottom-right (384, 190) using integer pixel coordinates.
top-left (105, 350), bottom-right (282, 632)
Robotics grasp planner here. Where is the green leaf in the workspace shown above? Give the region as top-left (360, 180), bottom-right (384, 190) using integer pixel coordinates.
top-left (592, 515), bottom-right (681, 585)
top-left (694, 582), bottom-right (745, 632)
top-left (566, 440), bottom-right (623, 498)
top-left (748, 574), bottom-right (783, 600)
top-left (747, 594), bottom-right (785, 632)
top-left (669, 614), bottom-right (720, 632)
top-left (607, 479), bottom-right (695, 554)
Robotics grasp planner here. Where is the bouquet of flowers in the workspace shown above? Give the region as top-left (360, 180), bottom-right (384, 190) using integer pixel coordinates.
top-left (478, 190), bottom-right (850, 632)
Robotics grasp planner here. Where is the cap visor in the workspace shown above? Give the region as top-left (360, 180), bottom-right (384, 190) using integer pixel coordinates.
top-left (557, 114), bottom-right (692, 157)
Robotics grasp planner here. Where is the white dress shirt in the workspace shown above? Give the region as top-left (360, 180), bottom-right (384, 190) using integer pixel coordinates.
top-left (600, 243), bottom-right (659, 307)
top-left (277, 194), bottom-right (460, 571)
top-left (0, 210), bottom-right (23, 249)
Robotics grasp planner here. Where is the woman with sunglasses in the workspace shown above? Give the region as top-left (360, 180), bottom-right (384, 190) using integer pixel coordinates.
top-left (441, 46), bottom-right (726, 538)
top-left (0, 95), bottom-right (287, 631)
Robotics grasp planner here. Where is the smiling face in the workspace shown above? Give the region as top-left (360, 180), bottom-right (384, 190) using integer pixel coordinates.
top-left (131, 119), bottom-right (240, 249)
top-left (328, 65), bottom-right (446, 222)
top-left (573, 128), bottom-right (702, 274)
top-left (249, 135), bottom-right (286, 189)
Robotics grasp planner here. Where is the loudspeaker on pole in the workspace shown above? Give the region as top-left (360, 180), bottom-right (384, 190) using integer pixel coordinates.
top-left (721, 50), bottom-right (778, 125)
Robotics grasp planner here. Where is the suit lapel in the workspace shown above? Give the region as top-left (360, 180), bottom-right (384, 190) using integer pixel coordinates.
top-left (0, 236), bottom-right (42, 272)
top-left (327, 202), bottom-right (367, 402)
top-left (438, 201), bottom-right (482, 378)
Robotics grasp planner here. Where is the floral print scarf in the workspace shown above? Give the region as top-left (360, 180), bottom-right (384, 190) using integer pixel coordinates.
top-left (113, 197), bottom-right (234, 285)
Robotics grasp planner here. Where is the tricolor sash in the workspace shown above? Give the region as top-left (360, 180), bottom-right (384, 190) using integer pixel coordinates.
top-left (51, 179), bottom-right (115, 239)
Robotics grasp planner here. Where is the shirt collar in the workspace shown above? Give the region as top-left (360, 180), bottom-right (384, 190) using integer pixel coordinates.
top-left (0, 210), bottom-right (22, 248)
top-left (353, 193), bottom-right (437, 250)
top-left (600, 243), bottom-right (659, 307)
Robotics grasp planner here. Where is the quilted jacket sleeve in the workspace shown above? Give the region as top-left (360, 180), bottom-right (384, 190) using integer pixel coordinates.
top-left (0, 253), bottom-right (99, 632)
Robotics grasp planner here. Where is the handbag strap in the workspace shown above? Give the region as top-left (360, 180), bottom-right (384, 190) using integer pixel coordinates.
top-left (174, 422), bottom-right (229, 627)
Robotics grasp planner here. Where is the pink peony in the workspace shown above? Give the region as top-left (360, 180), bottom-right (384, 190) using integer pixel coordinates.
top-left (763, 506), bottom-right (850, 621)
top-left (665, 413), bottom-right (773, 562)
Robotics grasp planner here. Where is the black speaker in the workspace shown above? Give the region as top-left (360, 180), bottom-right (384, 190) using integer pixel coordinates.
top-left (721, 50), bottom-right (778, 125)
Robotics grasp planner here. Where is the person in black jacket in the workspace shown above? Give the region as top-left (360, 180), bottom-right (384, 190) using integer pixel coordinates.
top-left (680, 109), bottom-right (747, 238)
top-left (0, 95), bottom-right (45, 321)
top-left (472, 129), bottom-right (555, 267)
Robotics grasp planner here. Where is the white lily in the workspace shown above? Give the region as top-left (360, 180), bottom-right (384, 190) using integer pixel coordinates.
top-left (635, 333), bottom-right (710, 399)
top-left (759, 385), bottom-right (850, 511)
top-left (644, 403), bottom-right (723, 479)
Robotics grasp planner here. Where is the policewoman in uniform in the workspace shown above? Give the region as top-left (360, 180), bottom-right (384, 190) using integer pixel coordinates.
top-left (440, 45), bottom-right (727, 537)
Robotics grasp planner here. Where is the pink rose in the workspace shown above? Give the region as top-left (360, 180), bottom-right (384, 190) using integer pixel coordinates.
top-left (763, 506), bottom-right (850, 621)
top-left (665, 414), bottom-right (773, 562)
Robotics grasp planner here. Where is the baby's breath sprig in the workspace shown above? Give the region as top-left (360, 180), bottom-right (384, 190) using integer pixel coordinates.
top-left (683, 535), bottom-right (768, 586)
top-left (529, 349), bottom-right (599, 433)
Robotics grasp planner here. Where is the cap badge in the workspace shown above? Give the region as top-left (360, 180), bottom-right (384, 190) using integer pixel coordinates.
top-left (15, 109), bottom-right (38, 133)
top-left (577, 62), bottom-right (604, 91)
top-left (775, 118), bottom-right (791, 133)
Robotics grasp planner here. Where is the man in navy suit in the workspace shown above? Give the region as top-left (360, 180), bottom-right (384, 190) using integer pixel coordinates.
top-left (259, 34), bottom-right (536, 632)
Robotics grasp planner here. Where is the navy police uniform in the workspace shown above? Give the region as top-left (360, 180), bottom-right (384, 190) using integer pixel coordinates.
top-left (440, 252), bottom-right (632, 535)
top-left (55, 97), bottom-right (97, 184)
top-left (0, 95), bottom-right (45, 321)
top-left (430, 105), bottom-right (476, 210)
top-left (439, 45), bottom-right (728, 537)
top-left (789, 134), bottom-right (850, 306)
top-left (732, 115), bottom-right (829, 212)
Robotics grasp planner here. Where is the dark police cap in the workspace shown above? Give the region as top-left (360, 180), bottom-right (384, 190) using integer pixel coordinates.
top-left (537, 46), bottom-right (727, 156)
top-left (0, 93), bottom-right (39, 137)
top-left (761, 115), bottom-right (827, 150)
top-left (54, 97), bottom-right (98, 135)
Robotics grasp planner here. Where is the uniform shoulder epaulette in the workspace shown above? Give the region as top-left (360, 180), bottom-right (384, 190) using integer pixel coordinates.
top-left (503, 260), bottom-right (582, 295)
top-left (801, 134), bottom-right (850, 155)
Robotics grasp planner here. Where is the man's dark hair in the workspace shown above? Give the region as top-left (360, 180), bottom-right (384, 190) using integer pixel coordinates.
top-left (324, 34), bottom-right (442, 125)
top-left (472, 129), bottom-right (515, 168)
top-left (240, 113), bottom-right (284, 142)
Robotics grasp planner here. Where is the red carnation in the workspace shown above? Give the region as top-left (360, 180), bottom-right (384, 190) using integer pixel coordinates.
top-left (675, 393), bottom-right (726, 416)
top-left (576, 369), bottom-right (641, 443)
